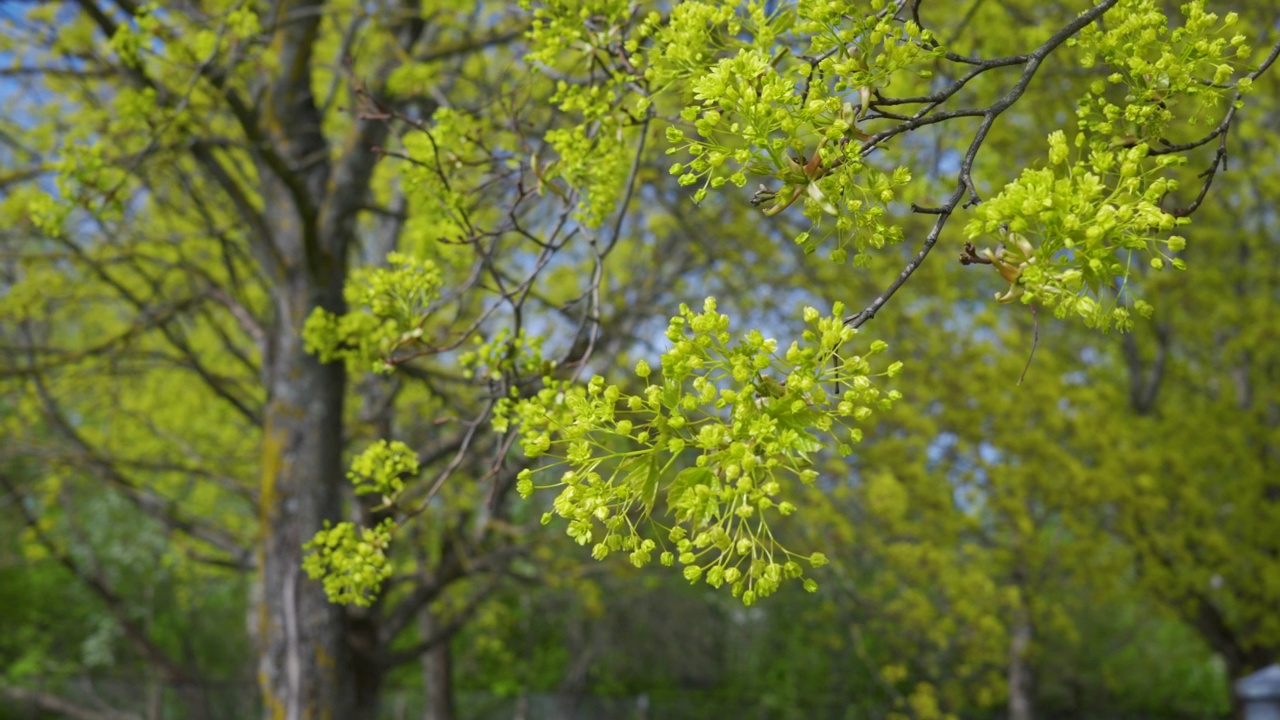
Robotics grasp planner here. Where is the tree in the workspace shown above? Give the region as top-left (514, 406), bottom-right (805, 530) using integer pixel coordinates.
top-left (0, 1), bottom-right (584, 717)
top-left (2, 0), bottom-right (1278, 718)
top-left (753, 27), bottom-right (1280, 711)
top-left (1, 0), bottom-right (796, 716)
top-left (488, 0), bottom-right (1277, 608)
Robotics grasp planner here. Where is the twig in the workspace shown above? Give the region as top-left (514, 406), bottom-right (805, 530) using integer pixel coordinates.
top-left (1018, 303), bottom-right (1038, 385)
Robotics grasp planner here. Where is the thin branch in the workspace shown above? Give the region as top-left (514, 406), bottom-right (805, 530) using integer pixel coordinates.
top-left (45, 229), bottom-right (263, 425)
top-left (0, 686), bottom-right (142, 720)
top-left (18, 338), bottom-right (253, 568)
top-left (414, 21), bottom-right (531, 65)
top-left (381, 576), bottom-right (504, 669)
top-left (570, 112), bottom-right (651, 381)
top-left (844, 0), bottom-right (1121, 327)
top-left (1017, 303), bottom-right (1038, 385)
top-left (1158, 36), bottom-right (1280, 218)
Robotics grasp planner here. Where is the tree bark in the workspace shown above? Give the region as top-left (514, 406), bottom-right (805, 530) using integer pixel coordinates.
top-left (349, 608), bottom-right (385, 720)
top-left (246, 0), bottom-right (363, 716)
top-left (1007, 604), bottom-right (1035, 720)
top-left (420, 607), bottom-right (457, 720)
top-left (256, 279), bottom-right (353, 720)
top-left (242, 2), bottom-right (451, 716)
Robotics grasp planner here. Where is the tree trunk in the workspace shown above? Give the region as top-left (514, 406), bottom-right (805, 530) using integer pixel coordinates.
top-left (256, 277), bottom-right (354, 720)
top-left (244, 4), bottom-right (441, 717)
top-left (249, 1), bottom-right (361, 716)
top-left (350, 607), bottom-right (387, 720)
top-left (1007, 604), bottom-right (1035, 720)
top-left (420, 608), bottom-right (456, 720)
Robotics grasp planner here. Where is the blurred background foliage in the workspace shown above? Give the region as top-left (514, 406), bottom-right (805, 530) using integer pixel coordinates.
top-left (1, 0), bottom-right (1277, 718)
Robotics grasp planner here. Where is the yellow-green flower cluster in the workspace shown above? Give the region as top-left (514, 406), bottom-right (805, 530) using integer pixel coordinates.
top-left (303, 253), bottom-right (443, 373)
top-left (301, 441), bottom-right (419, 606)
top-left (459, 328), bottom-right (549, 384)
top-left (500, 298), bottom-right (902, 604)
top-left (640, 2), bottom-right (740, 84)
top-left (1070, 0), bottom-right (1251, 141)
top-left (302, 519), bottom-right (397, 607)
top-left (660, 3), bottom-right (932, 261)
top-left (796, 1), bottom-right (939, 92)
top-left (964, 1), bottom-right (1255, 330)
top-left (524, 0), bottom-right (934, 256)
top-left (523, 0), bottom-right (647, 227)
top-left (523, 0), bottom-right (634, 66)
top-left (965, 132), bottom-right (1188, 330)
top-left (347, 440), bottom-right (420, 500)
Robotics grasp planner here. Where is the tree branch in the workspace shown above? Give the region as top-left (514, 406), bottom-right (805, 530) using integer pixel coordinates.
top-left (381, 576), bottom-right (503, 669)
top-left (18, 343), bottom-right (254, 569)
top-left (0, 685), bottom-right (142, 720)
top-left (844, 0), bottom-right (1121, 328)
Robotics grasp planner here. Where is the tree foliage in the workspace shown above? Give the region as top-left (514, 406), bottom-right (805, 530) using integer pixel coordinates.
top-left (2, 0), bottom-right (1279, 718)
